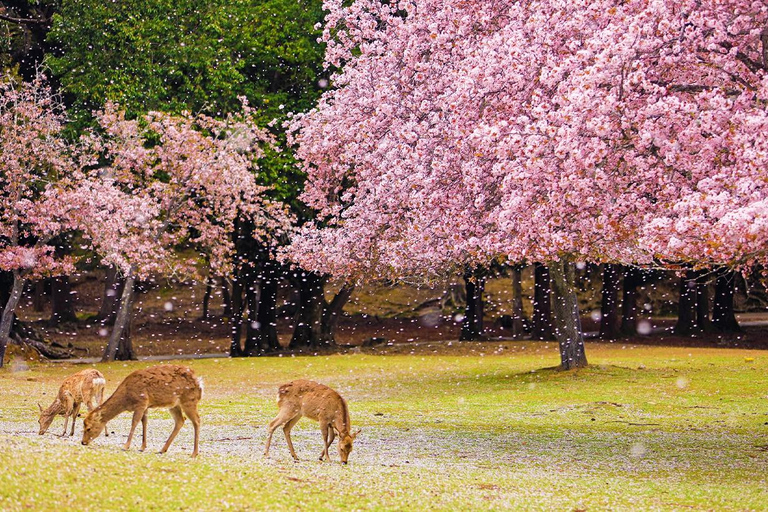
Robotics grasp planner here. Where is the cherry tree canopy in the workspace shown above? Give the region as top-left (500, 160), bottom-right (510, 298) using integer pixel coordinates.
top-left (288, 0), bottom-right (768, 277)
top-left (0, 74), bottom-right (83, 279)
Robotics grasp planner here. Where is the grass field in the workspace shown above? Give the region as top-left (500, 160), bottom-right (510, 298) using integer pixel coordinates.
top-left (0, 341), bottom-right (766, 511)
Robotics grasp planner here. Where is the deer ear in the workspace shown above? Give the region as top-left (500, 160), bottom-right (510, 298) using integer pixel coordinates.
top-left (352, 429), bottom-right (362, 439)
top-left (38, 403), bottom-right (43, 413)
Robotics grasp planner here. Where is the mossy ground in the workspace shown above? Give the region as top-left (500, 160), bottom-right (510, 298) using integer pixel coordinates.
top-left (0, 342), bottom-right (766, 511)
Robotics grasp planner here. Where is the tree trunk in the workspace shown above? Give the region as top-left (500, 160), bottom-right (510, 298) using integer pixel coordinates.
top-left (460, 269), bottom-right (486, 341)
top-left (599, 264), bottom-right (622, 339)
top-left (322, 283), bottom-right (355, 344)
top-left (674, 270), bottom-right (698, 335)
top-left (49, 276), bottom-right (78, 326)
top-left (712, 270), bottom-right (741, 332)
top-left (621, 267), bottom-right (641, 336)
top-left (33, 279), bottom-right (47, 312)
top-left (221, 277), bottom-right (233, 318)
top-left (243, 276), bottom-right (262, 356)
top-left (229, 273), bottom-right (245, 357)
top-left (101, 271), bottom-right (136, 362)
top-left (289, 272), bottom-right (327, 350)
top-left (246, 265), bottom-right (280, 355)
top-left (548, 259), bottom-right (588, 370)
top-left (531, 263), bottom-right (553, 340)
top-left (0, 272), bottom-right (26, 368)
top-left (200, 275), bottom-right (214, 320)
top-left (509, 265), bottom-right (527, 339)
top-left (97, 265), bottom-right (124, 325)
top-left (695, 273), bottom-right (711, 333)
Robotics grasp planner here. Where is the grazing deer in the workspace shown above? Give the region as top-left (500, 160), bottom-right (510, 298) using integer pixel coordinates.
top-left (38, 368), bottom-right (107, 437)
top-left (264, 379), bottom-right (360, 464)
top-left (81, 364), bottom-right (202, 457)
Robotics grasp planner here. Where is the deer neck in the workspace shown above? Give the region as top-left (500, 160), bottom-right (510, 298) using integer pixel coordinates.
top-left (96, 392), bottom-right (128, 423)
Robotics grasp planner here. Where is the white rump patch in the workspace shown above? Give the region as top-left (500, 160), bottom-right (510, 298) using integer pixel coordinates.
top-left (93, 378), bottom-right (106, 387)
top-left (197, 377), bottom-right (204, 395)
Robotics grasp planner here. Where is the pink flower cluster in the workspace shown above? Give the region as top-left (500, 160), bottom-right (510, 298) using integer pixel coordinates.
top-left (287, 0), bottom-right (768, 279)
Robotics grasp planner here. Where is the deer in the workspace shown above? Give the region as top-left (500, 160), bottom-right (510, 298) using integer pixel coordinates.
top-left (81, 364), bottom-right (202, 457)
top-left (264, 379), bottom-right (360, 464)
top-left (38, 368), bottom-right (107, 437)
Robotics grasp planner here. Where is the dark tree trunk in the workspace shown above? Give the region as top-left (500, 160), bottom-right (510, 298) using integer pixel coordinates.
top-left (599, 264), bottom-right (622, 339)
top-left (695, 273), bottom-right (711, 333)
top-left (322, 283), bottom-right (355, 343)
top-left (101, 271), bottom-right (136, 362)
top-left (243, 276), bottom-right (261, 356)
top-left (244, 263), bottom-right (280, 355)
top-left (49, 276), bottom-right (78, 326)
top-left (548, 259), bottom-right (588, 370)
top-left (460, 269), bottom-right (486, 341)
top-left (531, 263), bottom-right (553, 340)
top-left (713, 270), bottom-right (741, 332)
top-left (674, 270), bottom-right (698, 335)
top-left (509, 265), bottom-right (526, 339)
top-left (621, 268), bottom-right (641, 336)
top-left (289, 272), bottom-right (327, 350)
top-left (229, 273), bottom-right (245, 357)
top-left (33, 279), bottom-right (47, 312)
top-left (221, 277), bottom-right (233, 318)
top-left (200, 275), bottom-right (214, 320)
top-left (0, 272), bottom-right (26, 368)
top-left (97, 265), bottom-right (124, 325)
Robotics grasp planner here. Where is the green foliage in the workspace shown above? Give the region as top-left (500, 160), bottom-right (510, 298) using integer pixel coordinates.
top-left (48, 0), bottom-right (326, 205)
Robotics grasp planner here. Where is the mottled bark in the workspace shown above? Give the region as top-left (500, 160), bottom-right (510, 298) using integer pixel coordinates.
top-left (101, 271), bottom-right (136, 362)
top-left (548, 259), bottom-right (588, 370)
top-left (0, 272), bottom-right (25, 368)
top-left (97, 265), bottom-right (124, 325)
top-left (599, 264), bottom-right (622, 339)
top-left (531, 263), bottom-right (553, 341)
top-left (221, 277), bottom-right (233, 318)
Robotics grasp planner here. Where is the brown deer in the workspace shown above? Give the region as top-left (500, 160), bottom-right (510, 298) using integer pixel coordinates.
top-left (81, 364), bottom-right (202, 457)
top-left (38, 368), bottom-right (107, 437)
top-left (264, 379), bottom-right (360, 464)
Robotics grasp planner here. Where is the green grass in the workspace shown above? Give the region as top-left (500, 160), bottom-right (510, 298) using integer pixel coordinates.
top-left (1, 342), bottom-right (767, 511)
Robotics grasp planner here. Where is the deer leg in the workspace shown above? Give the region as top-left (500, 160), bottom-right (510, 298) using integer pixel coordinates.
top-left (160, 406), bottom-right (185, 455)
top-left (69, 402), bottom-right (81, 437)
top-left (125, 407), bottom-right (147, 451)
top-left (327, 427), bottom-right (336, 461)
top-left (265, 409), bottom-right (297, 457)
top-left (283, 415), bottom-right (302, 462)
top-left (60, 413), bottom-right (69, 437)
top-left (319, 423), bottom-right (332, 461)
top-left (139, 411), bottom-right (148, 452)
top-left (181, 401), bottom-right (201, 458)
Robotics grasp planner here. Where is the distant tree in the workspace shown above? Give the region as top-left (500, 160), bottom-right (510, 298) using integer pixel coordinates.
top-left (0, 74), bottom-right (85, 366)
top-left (64, 103), bottom-right (292, 361)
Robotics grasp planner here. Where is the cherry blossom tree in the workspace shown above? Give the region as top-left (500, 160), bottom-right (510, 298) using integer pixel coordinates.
top-left (64, 102), bottom-right (292, 362)
top-left (288, 0), bottom-right (768, 369)
top-left (0, 74), bottom-right (86, 366)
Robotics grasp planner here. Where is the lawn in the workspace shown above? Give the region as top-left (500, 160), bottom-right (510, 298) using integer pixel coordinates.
top-left (0, 342), bottom-right (766, 511)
